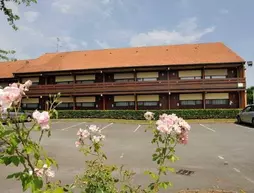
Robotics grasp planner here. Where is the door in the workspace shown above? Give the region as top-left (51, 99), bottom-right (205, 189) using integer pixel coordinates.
top-left (47, 76), bottom-right (55, 85)
top-left (105, 73), bottom-right (114, 82)
top-left (39, 76), bottom-right (46, 85)
top-left (229, 92), bottom-right (239, 108)
top-left (96, 96), bottom-right (103, 110)
top-left (170, 94), bottom-right (179, 109)
top-left (158, 71), bottom-right (167, 81)
top-left (228, 68), bottom-right (237, 78)
top-left (39, 96), bottom-right (49, 110)
top-left (159, 94), bottom-right (168, 109)
top-left (105, 95), bottom-right (114, 110)
top-left (95, 73), bottom-right (103, 83)
top-left (168, 71), bottom-right (178, 80)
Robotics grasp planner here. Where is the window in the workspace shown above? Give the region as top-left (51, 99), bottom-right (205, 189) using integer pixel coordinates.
top-left (76, 102), bottom-right (95, 108)
top-left (57, 103), bottom-right (74, 109)
top-left (206, 99), bottom-right (228, 105)
top-left (56, 81), bottom-right (74, 84)
top-left (114, 79), bottom-right (134, 82)
top-left (205, 75), bottom-right (226, 79)
top-left (115, 102), bottom-right (135, 107)
top-left (180, 76), bottom-right (201, 80)
top-left (22, 104), bottom-right (39, 109)
top-left (76, 80), bottom-right (94, 84)
top-left (138, 102), bottom-right (158, 106)
top-left (137, 78), bottom-right (157, 82)
top-left (180, 100), bottom-right (202, 105)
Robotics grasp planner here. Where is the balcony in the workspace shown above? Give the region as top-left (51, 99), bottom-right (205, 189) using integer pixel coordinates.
top-left (27, 78), bottom-right (246, 96)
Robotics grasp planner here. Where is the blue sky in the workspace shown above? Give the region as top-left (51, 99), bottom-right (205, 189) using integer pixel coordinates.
top-left (0, 0), bottom-right (253, 87)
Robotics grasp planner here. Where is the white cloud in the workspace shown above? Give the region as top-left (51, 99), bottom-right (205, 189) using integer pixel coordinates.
top-left (129, 17), bottom-right (215, 47)
top-left (24, 11), bottom-right (40, 23)
top-left (51, 0), bottom-right (112, 18)
top-left (81, 41), bottom-right (88, 48)
top-left (219, 9), bottom-right (229, 14)
top-left (95, 40), bottom-right (111, 49)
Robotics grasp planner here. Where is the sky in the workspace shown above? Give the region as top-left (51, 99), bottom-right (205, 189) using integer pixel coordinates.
top-left (0, 0), bottom-right (253, 87)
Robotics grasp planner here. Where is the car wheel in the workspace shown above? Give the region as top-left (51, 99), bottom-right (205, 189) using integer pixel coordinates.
top-left (236, 115), bottom-right (242, 124)
top-left (252, 118), bottom-right (254, 127)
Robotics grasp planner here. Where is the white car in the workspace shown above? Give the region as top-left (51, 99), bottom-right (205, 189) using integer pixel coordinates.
top-left (236, 104), bottom-right (254, 127)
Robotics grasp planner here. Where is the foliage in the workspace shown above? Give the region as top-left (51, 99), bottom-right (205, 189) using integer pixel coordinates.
top-left (0, 0), bottom-right (37, 61)
top-left (247, 86), bottom-right (254, 105)
top-left (0, 81), bottom-right (192, 193)
top-left (53, 109), bottom-right (241, 120)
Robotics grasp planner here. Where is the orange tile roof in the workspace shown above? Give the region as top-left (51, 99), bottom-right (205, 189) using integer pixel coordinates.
top-left (0, 59), bottom-right (32, 79)
top-left (1, 42), bottom-right (246, 78)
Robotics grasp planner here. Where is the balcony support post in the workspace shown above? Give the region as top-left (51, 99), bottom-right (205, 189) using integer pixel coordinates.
top-left (202, 66), bottom-right (205, 79)
top-left (73, 96), bottom-right (76, 110)
top-left (103, 95), bottom-right (106, 110)
top-left (202, 92), bottom-right (206, 109)
top-left (135, 94), bottom-right (137, 110)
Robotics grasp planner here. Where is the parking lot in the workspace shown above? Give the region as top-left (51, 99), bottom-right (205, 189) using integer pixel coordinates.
top-left (1, 120), bottom-right (254, 193)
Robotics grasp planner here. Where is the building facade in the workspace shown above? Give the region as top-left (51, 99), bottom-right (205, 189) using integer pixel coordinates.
top-left (0, 42), bottom-right (247, 110)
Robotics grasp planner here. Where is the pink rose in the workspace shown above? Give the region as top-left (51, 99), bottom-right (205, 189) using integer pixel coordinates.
top-left (75, 141), bottom-right (81, 147)
top-left (33, 110), bottom-right (50, 130)
top-left (178, 131), bottom-right (189, 145)
top-left (157, 124), bottom-right (172, 134)
top-left (34, 168), bottom-right (44, 177)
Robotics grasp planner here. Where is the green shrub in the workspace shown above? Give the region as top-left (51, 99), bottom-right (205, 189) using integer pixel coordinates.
top-left (55, 109), bottom-right (242, 120)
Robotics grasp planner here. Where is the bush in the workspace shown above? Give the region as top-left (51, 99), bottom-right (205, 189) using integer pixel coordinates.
top-left (56, 109), bottom-right (242, 120)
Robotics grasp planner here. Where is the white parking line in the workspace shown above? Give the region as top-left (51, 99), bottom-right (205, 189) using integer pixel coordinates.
top-left (218, 156), bottom-right (224, 160)
top-left (199, 124), bottom-right (216, 132)
top-left (245, 177), bottom-right (254, 184)
top-left (233, 168), bottom-right (241, 173)
top-left (133, 125), bottom-right (141, 132)
top-left (100, 123), bottom-right (113, 131)
top-left (61, 122), bottom-right (86, 131)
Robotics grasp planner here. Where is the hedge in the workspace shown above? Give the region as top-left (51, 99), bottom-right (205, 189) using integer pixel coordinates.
top-left (54, 109), bottom-right (242, 120)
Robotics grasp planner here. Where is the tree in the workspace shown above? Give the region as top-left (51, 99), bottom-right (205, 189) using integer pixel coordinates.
top-left (247, 86), bottom-right (254, 104)
top-left (0, 0), bottom-right (37, 61)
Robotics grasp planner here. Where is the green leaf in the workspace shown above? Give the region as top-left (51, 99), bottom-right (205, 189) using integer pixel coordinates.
top-left (36, 160), bottom-right (44, 168)
top-left (25, 146), bottom-right (33, 154)
top-left (53, 187), bottom-right (65, 193)
top-left (21, 174), bottom-right (32, 192)
top-left (33, 125), bottom-right (41, 131)
top-left (32, 177), bottom-right (43, 190)
top-left (11, 156), bottom-right (20, 166)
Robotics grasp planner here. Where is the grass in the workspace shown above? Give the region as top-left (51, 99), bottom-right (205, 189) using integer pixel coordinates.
top-left (52, 118), bottom-right (236, 124)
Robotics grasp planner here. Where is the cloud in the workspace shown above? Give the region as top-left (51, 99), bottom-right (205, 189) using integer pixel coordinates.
top-left (23, 11), bottom-right (40, 23)
top-left (129, 17), bottom-right (215, 47)
top-left (219, 9), bottom-right (229, 14)
top-left (51, 0), bottom-right (113, 18)
top-left (81, 41), bottom-right (88, 48)
top-left (95, 40), bottom-right (111, 49)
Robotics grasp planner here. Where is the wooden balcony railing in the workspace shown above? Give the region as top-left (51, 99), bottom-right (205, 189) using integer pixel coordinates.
top-left (27, 78), bottom-right (246, 96)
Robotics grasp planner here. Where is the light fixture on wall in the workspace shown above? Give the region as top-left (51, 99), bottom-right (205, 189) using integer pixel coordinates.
top-left (100, 94), bottom-right (103, 96)
top-left (168, 92), bottom-right (171, 95)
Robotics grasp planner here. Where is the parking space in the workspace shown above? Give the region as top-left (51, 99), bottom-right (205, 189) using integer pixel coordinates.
top-left (1, 120), bottom-right (254, 192)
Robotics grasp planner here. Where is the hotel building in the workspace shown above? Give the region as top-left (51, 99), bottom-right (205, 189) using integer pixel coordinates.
top-left (0, 42), bottom-right (247, 111)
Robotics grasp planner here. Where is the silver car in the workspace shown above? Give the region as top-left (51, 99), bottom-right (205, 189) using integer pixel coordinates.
top-left (236, 104), bottom-right (254, 127)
